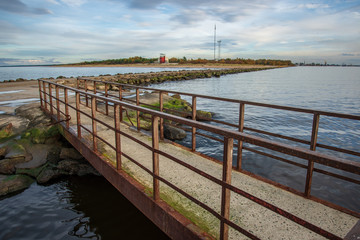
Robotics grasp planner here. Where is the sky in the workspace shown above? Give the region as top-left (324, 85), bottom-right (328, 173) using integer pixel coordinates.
top-left (0, 0), bottom-right (359, 66)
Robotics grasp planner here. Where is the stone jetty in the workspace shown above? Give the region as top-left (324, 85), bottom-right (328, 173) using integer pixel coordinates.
top-left (0, 103), bottom-right (100, 196)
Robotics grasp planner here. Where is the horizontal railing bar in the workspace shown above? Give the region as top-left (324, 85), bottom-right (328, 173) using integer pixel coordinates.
top-left (41, 79), bottom-right (360, 176)
top-left (196, 132), bottom-right (224, 143)
top-left (316, 143), bottom-right (360, 157)
top-left (95, 133), bottom-right (116, 152)
top-left (155, 174), bottom-right (222, 220)
top-left (77, 79), bottom-right (360, 157)
top-left (157, 174), bottom-right (260, 239)
top-left (80, 125), bottom-right (92, 135)
top-left (313, 168), bottom-right (360, 185)
top-left (78, 77), bottom-right (360, 120)
top-left (119, 129), bottom-right (153, 151)
top-left (156, 149), bottom-right (223, 186)
top-left (244, 146), bottom-right (359, 184)
top-left (244, 127), bottom-right (311, 145)
top-left (243, 146), bottom-right (307, 169)
top-left (210, 118), bottom-right (238, 128)
top-left (72, 102), bottom-right (360, 186)
top-left (122, 152), bottom-right (153, 176)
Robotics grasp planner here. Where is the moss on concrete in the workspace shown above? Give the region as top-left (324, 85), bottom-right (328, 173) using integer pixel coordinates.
top-left (21, 126), bottom-right (60, 144)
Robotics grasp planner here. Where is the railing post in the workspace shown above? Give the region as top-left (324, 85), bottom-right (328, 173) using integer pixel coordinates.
top-left (93, 81), bottom-right (97, 112)
top-left (91, 96), bottom-right (98, 152)
top-left (119, 86), bottom-right (123, 122)
top-left (76, 78), bottom-right (80, 89)
top-left (85, 80), bottom-right (89, 107)
top-left (305, 113), bottom-right (320, 197)
top-left (49, 83), bottom-right (53, 116)
top-left (38, 80), bottom-right (43, 109)
top-left (76, 92), bottom-right (81, 139)
top-left (152, 116), bottom-right (160, 201)
top-left (114, 104), bottom-right (122, 170)
top-left (159, 91), bottom-right (164, 140)
top-left (192, 96), bottom-right (197, 151)
top-left (220, 137), bottom-right (233, 240)
top-left (56, 85), bottom-right (60, 121)
top-left (105, 83), bottom-right (109, 115)
top-left (43, 81), bottom-right (47, 111)
top-left (237, 103), bottom-right (245, 170)
top-left (136, 88), bottom-right (140, 131)
top-left (64, 88), bottom-right (69, 129)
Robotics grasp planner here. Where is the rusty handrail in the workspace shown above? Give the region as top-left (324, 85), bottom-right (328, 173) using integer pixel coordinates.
top-left (75, 77), bottom-right (360, 198)
top-left (77, 77), bottom-right (360, 120)
top-left (39, 79), bottom-right (359, 240)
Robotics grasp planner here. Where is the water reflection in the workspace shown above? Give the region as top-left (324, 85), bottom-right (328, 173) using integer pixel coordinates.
top-left (0, 176), bottom-right (169, 240)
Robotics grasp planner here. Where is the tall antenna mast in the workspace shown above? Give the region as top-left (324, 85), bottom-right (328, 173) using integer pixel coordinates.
top-left (214, 24), bottom-right (216, 61)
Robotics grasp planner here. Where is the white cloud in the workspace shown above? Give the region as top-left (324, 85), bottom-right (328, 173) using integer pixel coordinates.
top-left (46, 0), bottom-right (60, 5)
top-left (0, 0), bottom-right (359, 64)
top-left (297, 3), bottom-right (330, 10)
top-left (60, 0), bottom-right (87, 7)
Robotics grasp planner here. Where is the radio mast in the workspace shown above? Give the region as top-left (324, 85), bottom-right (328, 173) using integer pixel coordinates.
top-left (214, 24), bottom-right (216, 61)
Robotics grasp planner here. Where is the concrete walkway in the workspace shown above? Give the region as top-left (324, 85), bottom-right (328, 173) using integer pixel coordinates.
top-left (62, 97), bottom-right (358, 240)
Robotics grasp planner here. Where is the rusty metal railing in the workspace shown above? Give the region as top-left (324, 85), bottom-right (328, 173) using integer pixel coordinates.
top-left (38, 79), bottom-right (359, 240)
top-left (73, 78), bottom-right (360, 200)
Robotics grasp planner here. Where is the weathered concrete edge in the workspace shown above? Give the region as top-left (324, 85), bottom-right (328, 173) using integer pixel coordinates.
top-left (344, 220), bottom-right (360, 240)
top-left (59, 123), bottom-right (213, 240)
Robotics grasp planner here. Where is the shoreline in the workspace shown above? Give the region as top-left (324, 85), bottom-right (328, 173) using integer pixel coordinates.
top-left (55, 63), bottom-right (281, 69)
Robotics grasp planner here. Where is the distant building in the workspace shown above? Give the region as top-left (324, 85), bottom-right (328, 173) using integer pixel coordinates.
top-left (159, 53), bottom-right (169, 64)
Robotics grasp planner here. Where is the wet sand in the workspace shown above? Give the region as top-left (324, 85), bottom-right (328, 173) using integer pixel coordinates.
top-left (0, 80), bottom-right (41, 114)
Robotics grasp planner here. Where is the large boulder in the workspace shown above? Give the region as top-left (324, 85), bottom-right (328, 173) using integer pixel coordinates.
top-left (164, 124), bottom-right (187, 140)
top-left (0, 174), bottom-right (34, 196)
top-left (0, 143), bottom-right (31, 174)
top-left (15, 103), bottom-right (50, 128)
top-left (57, 159), bottom-right (99, 176)
top-left (60, 147), bottom-right (83, 160)
top-left (36, 165), bottom-right (64, 184)
top-left (0, 157), bottom-right (28, 174)
top-left (16, 144), bottom-right (53, 169)
top-left (0, 116), bottom-right (30, 137)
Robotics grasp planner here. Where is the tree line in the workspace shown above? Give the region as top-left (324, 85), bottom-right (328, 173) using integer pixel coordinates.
top-left (76, 56), bottom-right (294, 66)
top-left (168, 57), bottom-right (294, 66)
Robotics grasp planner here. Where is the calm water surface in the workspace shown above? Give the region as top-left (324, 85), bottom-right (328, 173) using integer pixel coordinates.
top-left (150, 66), bottom-right (360, 212)
top-left (0, 176), bottom-right (169, 240)
top-left (0, 66), bottom-right (359, 239)
top-left (0, 66), bottom-right (204, 82)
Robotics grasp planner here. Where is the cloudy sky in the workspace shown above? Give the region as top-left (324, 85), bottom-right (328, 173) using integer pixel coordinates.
top-left (0, 0), bottom-right (359, 66)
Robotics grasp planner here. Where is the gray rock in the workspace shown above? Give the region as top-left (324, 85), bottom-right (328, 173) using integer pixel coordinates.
top-left (57, 159), bottom-right (100, 176)
top-left (0, 115), bottom-right (30, 136)
top-left (60, 148), bottom-right (83, 160)
top-left (5, 143), bottom-right (27, 159)
top-left (57, 159), bottom-right (80, 174)
top-left (0, 174), bottom-right (34, 196)
top-left (164, 124), bottom-right (187, 140)
top-left (36, 166), bottom-right (63, 184)
top-left (0, 146), bottom-right (7, 157)
top-left (15, 103), bottom-right (50, 128)
top-left (16, 144), bottom-right (52, 169)
top-left (0, 157), bottom-right (29, 174)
